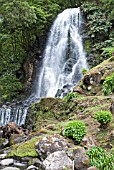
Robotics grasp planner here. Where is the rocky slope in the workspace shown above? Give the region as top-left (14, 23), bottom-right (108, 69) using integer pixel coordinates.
top-left (0, 56), bottom-right (114, 170)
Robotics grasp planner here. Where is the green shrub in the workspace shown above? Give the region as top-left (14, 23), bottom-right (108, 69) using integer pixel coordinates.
top-left (63, 121), bottom-right (86, 143)
top-left (81, 2), bottom-right (112, 39)
top-left (0, 73), bottom-right (23, 101)
top-left (87, 146), bottom-right (114, 170)
top-left (94, 110), bottom-right (112, 126)
top-left (82, 68), bottom-right (88, 75)
top-left (102, 47), bottom-right (114, 57)
top-left (64, 92), bottom-right (78, 102)
top-left (103, 73), bottom-right (114, 95)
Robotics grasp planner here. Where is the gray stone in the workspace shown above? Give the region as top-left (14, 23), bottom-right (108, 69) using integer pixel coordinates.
top-left (0, 153), bottom-right (7, 159)
top-left (14, 161), bottom-right (27, 168)
top-left (27, 165), bottom-right (38, 170)
top-left (42, 151), bottom-right (73, 170)
top-left (73, 147), bottom-right (90, 170)
top-left (0, 158), bottom-right (14, 166)
top-left (81, 135), bottom-right (97, 149)
top-left (35, 135), bottom-right (68, 161)
top-left (87, 86), bottom-right (92, 91)
top-left (31, 158), bottom-right (42, 167)
top-left (87, 166), bottom-right (98, 170)
top-left (1, 167), bottom-right (20, 170)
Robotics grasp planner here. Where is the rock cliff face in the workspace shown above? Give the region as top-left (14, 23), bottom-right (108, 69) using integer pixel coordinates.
top-left (23, 56), bottom-right (36, 94)
top-left (22, 38), bottom-right (46, 96)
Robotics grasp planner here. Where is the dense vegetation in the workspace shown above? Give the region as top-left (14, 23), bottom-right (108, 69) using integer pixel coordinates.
top-left (0, 0), bottom-right (114, 101)
top-left (87, 146), bottom-right (114, 170)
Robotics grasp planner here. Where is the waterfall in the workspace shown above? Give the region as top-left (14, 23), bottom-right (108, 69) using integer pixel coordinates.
top-left (34, 7), bottom-right (88, 98)
top-left (0, 104), bottom-right (28, 127)
top-left (0, 8), bottom-right (88, 127)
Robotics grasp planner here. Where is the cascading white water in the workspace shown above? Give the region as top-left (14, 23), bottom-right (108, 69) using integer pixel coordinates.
top-left (0, 105), bottom-right (28, 126)
top-left (0, 8), bottom-right (88, 127)
top-left (35, 8), bottom-right (88, 98)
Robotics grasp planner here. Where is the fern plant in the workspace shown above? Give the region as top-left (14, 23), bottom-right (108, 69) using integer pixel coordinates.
top-left (102, 47), bottom-right (114, 57)
top-left (64, 92), bottom-right (78, 103)
top-left (87, 146), bottom-right (114, 170)
top-left (103, 73), bottom-right (114, 95)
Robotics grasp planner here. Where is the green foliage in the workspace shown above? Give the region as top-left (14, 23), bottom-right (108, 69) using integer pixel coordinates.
top-left (8, 137), bottom-right (38, 157)
top-left (82, 3), bottom-right (112, 39)
top-left (103, 73), bottom-right (114, 95)
top-left (63, 121), bottom-right (86, 143)
top-left (0, 0), bottom-right (74, 101)
top-left (87, 146), bottom-right (114, 170)
top-left (92, 38), bottom-right (114, 52)
top-left (102, 47), bottom-right (114, 57)
top-left (82, 68), bottom-right (88, 75)
top-left (94, 110), bottom-right (112, 126)
top-left (1, 1), bottom-right (37, 31)
top-left (100, 0), bottom-right (114, 22)
top-left (0, 0), bottom-right (114, 100)
top-left (64, 92), bottom-right (78, 102)
top-left (81, 1), bottom-right (114, 63)
top-left (0, 73), bottom-right (23, 101)
top-left (84, 39), bottom-right (92, 53)
top-left (81, 2), bottom-right (99, 15)
top-left (88, 12), bottom-right (111, 35)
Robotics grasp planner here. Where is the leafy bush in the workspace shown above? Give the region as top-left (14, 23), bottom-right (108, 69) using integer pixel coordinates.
top-left (63, 121), bottom-right (86, 143)
top-left (87, 146), bottom-right (114, 170)
top-left (64, 92), bottom-right (78, 102)
top-left (82, 68), bottom-right (88, 75)
top-left (0, 73), bottom-right (23, 101)
top-left (102, 47), bottom-right (114, 57)
top-left (103, 73), bottom-right (114, 95)
top-left (81, 2), bottom-right (112, 39)
top-left (94, 110), bottom-right (112, 126)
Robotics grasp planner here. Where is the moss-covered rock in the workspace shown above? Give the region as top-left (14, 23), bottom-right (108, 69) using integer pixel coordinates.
top-left (25, 97), bottom-right (71, 130)
top-left (8, 137), bottom-right (38, 158)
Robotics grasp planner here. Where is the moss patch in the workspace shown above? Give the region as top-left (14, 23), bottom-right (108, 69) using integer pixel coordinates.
top-left (84, 39), bottom-right (92, 54)
top-left (8, 137), bottom-right (38, 158)
top-left (26, 97), bottom-right (72, 131)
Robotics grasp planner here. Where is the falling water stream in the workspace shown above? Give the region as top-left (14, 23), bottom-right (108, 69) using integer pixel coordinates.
top-left (34, 7), bottom-right (88, 98)
top-left (0, 8), bottom-right (88, 126)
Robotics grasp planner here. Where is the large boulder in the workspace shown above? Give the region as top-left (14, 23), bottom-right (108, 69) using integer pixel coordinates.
top-left (42, 151), bottom-right (73, 170)
top-left (35, 135), bottom-right (68, 161)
